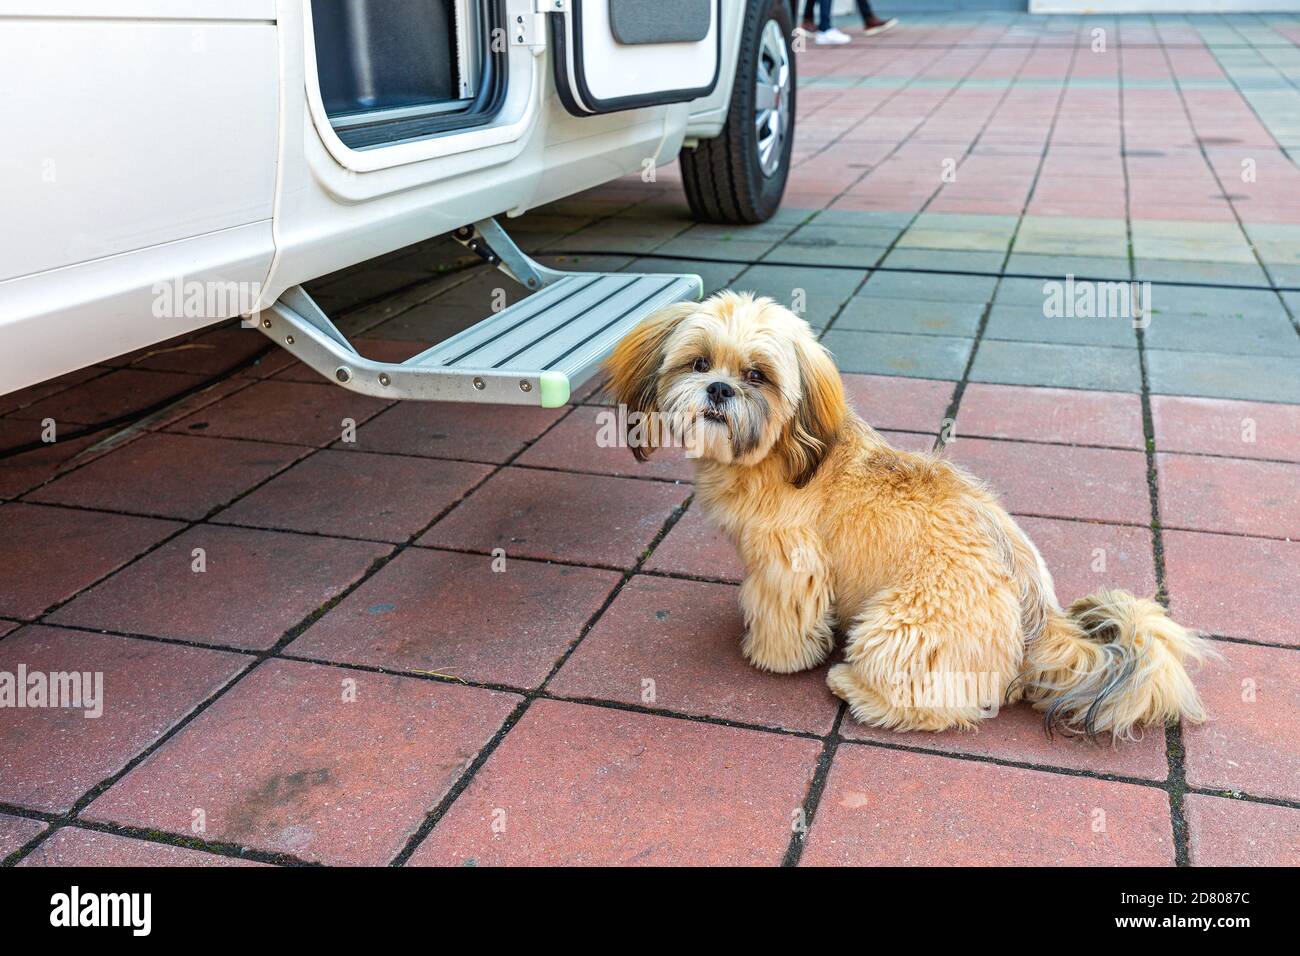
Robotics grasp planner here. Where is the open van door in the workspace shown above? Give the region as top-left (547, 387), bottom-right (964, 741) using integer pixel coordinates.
top-left (549, 0), bottom-right (721, 115)
top-left (260, 1), bottom-right (708, 409)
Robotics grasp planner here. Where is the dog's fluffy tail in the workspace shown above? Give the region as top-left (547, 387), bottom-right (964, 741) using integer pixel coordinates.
top-left (1018, 590), bottom-right (1213, 740)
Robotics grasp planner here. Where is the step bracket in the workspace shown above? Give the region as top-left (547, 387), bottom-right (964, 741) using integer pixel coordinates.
top-left (259, 218), bottom-right (702, 408)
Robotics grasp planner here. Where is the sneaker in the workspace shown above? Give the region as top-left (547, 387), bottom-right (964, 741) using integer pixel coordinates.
top-left (862, 16), bottom-right (898, 37)
top-left (815, 27), bottom-right (851, 45)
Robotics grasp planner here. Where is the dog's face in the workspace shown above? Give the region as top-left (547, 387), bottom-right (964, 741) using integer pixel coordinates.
top-left (604, 291), bottom-right (846, 486)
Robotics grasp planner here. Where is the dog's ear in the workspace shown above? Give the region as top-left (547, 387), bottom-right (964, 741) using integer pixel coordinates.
top-left (603, 302), bottom-right (694, 461)
top-left (778, 335), bottom-right (847, 488)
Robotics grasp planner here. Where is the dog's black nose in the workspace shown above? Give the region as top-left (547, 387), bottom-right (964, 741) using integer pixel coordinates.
top-left (706, 381), bottom-right (735, 404)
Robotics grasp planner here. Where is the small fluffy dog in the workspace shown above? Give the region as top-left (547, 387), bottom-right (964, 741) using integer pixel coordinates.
top-left (605, 291), bottom-right (1210, 737)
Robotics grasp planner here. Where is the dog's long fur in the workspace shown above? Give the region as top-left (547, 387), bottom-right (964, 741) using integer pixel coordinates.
top-left (605, 291), bottom-right (1211, 738)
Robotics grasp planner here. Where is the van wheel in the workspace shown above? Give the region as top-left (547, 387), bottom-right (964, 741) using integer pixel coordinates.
top-left (680, 0), bottom-right (796, 224)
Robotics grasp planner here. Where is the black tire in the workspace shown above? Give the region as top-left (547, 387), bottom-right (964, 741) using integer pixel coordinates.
top-left (680, 0), bottom-right (797, 224)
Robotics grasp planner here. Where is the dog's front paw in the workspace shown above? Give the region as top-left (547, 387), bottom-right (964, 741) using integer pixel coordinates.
top-left (826, 663), bottom-right (858, 700)
top-left (741, 627), bottom-right (831, 674)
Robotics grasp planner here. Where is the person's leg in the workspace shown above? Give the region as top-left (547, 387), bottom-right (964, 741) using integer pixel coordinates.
top-left (802, 0), bottom-right (816, 30)
top-left (856, 0), bottom-right (898, 35)
top-left (812, 0), bottom-right (850, 43)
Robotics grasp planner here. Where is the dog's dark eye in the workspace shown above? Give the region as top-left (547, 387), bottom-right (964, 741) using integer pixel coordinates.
top-left (693, 357), bottom-right (711, 373)
top-left (744, 368), bottom-right (765, 384)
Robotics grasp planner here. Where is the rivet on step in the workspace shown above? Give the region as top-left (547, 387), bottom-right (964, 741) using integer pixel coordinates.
top-left (379, 373), bottom-right (391, 387)
top-left (285, 335), bottom-right (295, 345)
top-left (335, 367), bottom-right (352, 383)
top-left (519, 380), bottom-right (532, 393)
top-left (261, 318), bottom-right (272, 329)
top-left (473, 377), bottom-right (486, 390)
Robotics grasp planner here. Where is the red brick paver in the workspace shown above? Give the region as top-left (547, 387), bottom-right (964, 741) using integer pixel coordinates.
top-left (1017, 516), bottom-right (1157, 603)
top-left (18, 828), bottom-right (266, 867)
top-left (552, 576), bottom-right (840, 734)
top-left (945, 438), bottom-right (1151, 525)
top-left (12, 369), bottom-right (207, 426)
top-left (421, 467), bottom-right (689, 569)
top-left (841, 374), bottom-right (955, 433)
top-left (136, 376), bottom-right (256, 433)
top-left (802, 746), bottom-right (1174, 866)
top-left (0, 420), bottom-right (112, 499)
top-left (50, 525), bottom-right (390, 650)
top-left (642, 506), bottom-right (744, 583)
top-left (1163, 530), bottom-right (1299, 646)
top-left (0, 814), bottom-right (45, 859)
top-left (0, 503), bottom-right (181, 620)
top-left (346, 400), bottom-right (564, 463)
top-left (1184, 794), bottom-right (1300, 866)
top-left (409, 699), bottom-right (820, 866)
top-left (215, 449), bottom-right (491, 543)
top-left (26, 433), bottom-right (310, 520)
top-left (839, 703), bottom-right (1169, 781)
top-left (126, 325), bottom-right (268, 377)
top-left (1157, 453), bottom-right (1300, 539)
top-left (0, 366), bottom-right (103, 418)
top-left (883, 430), bottom-right (938, 454)
top-left (0, 625), bottom-right (248, 813)
top-left (238, 348), bottom-right (297, 380)
top-left (166, 379), bottom-right (391, 447)
top-left (1183, 641), bottom-right (1300, 803)
top-left (289, 547), bottom-right (619, 688)
top-left (515, 404), bottom-right (696, 481)
top-left (957, 384), bottom-right (1146, 448)
top-left (1152, 395), bottom-right (1300, 463)
top-left (84, 659), bottom-right (519, 865)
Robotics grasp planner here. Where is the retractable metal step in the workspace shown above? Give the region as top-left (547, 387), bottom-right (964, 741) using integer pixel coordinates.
top-left (258, 219), bottom-right (702, 408)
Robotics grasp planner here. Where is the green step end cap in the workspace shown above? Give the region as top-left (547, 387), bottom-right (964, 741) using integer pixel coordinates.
top-left (538, 371), bottom-right (570, 408)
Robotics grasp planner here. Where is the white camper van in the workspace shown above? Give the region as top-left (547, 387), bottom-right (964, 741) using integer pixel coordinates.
top-left (0, 0), bottom-right (798, 409)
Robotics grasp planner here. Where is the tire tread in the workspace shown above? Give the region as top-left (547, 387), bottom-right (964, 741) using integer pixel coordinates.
top-left (680, 0), bottom-right (795, 224)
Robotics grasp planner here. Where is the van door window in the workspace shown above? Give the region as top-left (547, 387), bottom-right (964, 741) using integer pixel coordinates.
top-left (311, 0), bottom-right (504, 149)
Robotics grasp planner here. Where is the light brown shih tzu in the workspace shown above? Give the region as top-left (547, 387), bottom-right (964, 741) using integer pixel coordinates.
top-left (605, 291), bottom-right (1211, 738)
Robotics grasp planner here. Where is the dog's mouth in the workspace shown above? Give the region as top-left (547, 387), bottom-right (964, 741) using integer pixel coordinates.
top-left (701, 409), bottom-right (727, 424)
